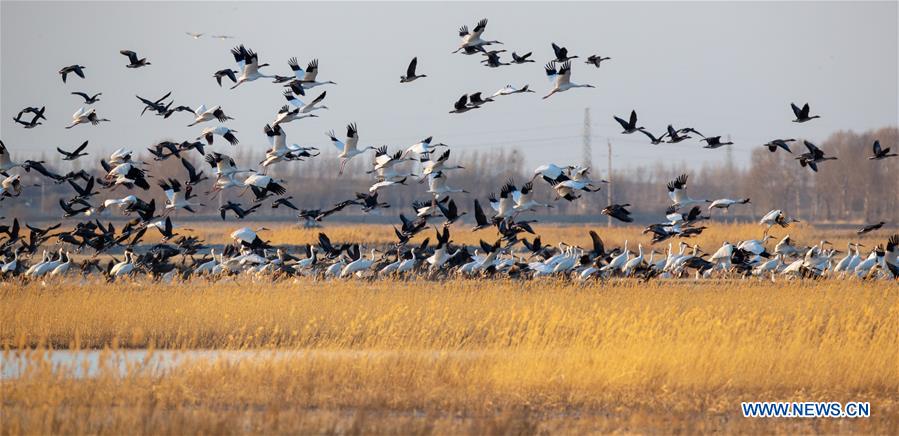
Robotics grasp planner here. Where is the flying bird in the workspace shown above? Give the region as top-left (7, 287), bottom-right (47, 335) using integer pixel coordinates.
top-left (791, 102), bottom-right (820, 123)
top-left (58, 65), bottom-right (86, 83)
top-left (400, 57), bottom-right (426, 82)
top-left (120, 50), bottom-right (151, 68)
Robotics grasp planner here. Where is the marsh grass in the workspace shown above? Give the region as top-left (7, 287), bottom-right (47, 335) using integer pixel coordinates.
top-left (2, 279), bottom-right (897, 434)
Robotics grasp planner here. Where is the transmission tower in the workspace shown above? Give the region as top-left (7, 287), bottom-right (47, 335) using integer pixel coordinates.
top-left (582, 108), bottom-right (592, 169)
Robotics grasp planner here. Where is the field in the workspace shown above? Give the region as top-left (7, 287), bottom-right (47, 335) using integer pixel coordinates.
top-left (2, 265), bottom-right (898, 433)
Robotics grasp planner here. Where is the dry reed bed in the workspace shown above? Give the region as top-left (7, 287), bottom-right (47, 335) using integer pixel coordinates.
top-left (2, 278), bottom-right (897, 433)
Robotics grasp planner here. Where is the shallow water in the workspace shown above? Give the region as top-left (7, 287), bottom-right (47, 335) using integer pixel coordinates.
top-left (0, 348), bottom-right (481, 380)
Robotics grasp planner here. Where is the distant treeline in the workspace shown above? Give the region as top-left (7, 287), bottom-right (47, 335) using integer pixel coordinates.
top-left (3, 127), bottom-right (896, 224)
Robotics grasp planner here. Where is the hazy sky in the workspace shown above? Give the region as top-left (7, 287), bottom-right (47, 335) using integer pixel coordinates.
top-left (2, 1), bottom-right (897, 171)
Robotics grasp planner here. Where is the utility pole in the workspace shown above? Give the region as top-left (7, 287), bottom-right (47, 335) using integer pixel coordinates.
top-left (582, 108), bottom-right (592, 169)
top-left (582, 108), bottom-right (593, 215)
top-left (607, 139), bottom-right (612, 227)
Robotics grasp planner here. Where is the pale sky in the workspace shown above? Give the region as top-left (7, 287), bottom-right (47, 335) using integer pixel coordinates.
top-left (1, 1), bottom-right (897, 171)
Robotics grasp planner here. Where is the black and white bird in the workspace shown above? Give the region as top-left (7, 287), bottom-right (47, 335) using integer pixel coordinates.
top-left (491, 84), bottom-right (534, 98)
top-left (327, 123), bottom-right (374, 175)
top-left (543, 61), bottom-right (594, 99)
top-left (453, 18), bottom-right (501, 53)
top-left (65, 107), bottom-right (109, 129)
top-left (197, 126), bottom-right (239, 146)
top-left (58, 65), bottom-right (86, 83)
top-left (120, 50), bottom-right (151, 68)
top-left (869, 140), bottom-right (896, 160)
top-left (187, 104), bottom-right (233, 126)
top-left (400, 57), bottom-right (426, 82)
top-left (230, 45), bottom-right (274, 89)
top-left (667, 174), bottom-right (709, 209)
top-left (791, 102), bottom-right (820, 123)
top-left (284, 58), bottom-right (336, 90)
top-left (71, 92), bottom-right (102, 104)
top-left (56, 141), bottom-right (89, 161)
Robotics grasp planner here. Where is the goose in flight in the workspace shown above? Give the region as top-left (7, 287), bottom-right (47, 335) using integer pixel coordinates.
top-left (700, 136), bottom-right (734, 149)
top-left (187, 104), bottom-right (233, 126)
top-left (57, 141), bottom-right (89, 161)
top-left (491, 84), bottom-right (534, 98)
top-left (613, 110), bottom-right (642, 134)
top-left (230, 45), bottom-right (273, 89)
top-left (453, 18), bottom-right (501, 53)
top-left (197, 126), bottom-right (239, 146)
top-left (602, 203), bottom-right (633, 223)
top-left (449, 94), bottom-right (478, 114)
top-left (58, 65), bottom-right (86, 83)
top-left (185, 32), bottom-right (203, 39)
top-left (637, 128), bottom-right (667, 144)
top-left (857, 221), bottom-right (885, 235)
top-left (120, 50), bottom-right (151, 68)
top-left (790, 102), bottom-right (820, 123)
top-left (543, 61), bottom-right (594, 99)
top-left (585, 54), bottom-right (611, 68)
top-left (213, 69), bottom-right (238, 87)
top-left (135, 91), bottom-right (172, 116)
top-left (796, 140), bottom-right (837, 172)
top-left (467, 92), bottom-right (494, 107)
top-left (511, 51), bottom-right (534, 64)
top-left (327, 123), bottom-right (374, 175)
top-left (65, 107), bottom-right (109, 129)
top-left (551, 43), bottom-right (578, 62)
top-left (870, 140), bottom-right (896, 160)
top-left (481, 50), bottom-right (509, 68)
top-left (71, 92), bottom-right (101, 104)
top-left (763, 138), bottom-right (795, 153)
top-left (664, 125), bottom-right (694, 143)
top-left (400, 57), bottom-right (426, 82)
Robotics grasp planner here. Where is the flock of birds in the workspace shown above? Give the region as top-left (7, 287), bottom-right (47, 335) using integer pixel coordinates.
top-left (1, 18), bottom-right (897, 282)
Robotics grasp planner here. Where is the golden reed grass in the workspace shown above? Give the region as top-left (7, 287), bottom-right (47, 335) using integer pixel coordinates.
top-left (2, 279), bottom-right (898, 433)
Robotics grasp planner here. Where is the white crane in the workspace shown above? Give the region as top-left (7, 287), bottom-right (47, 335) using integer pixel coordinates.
top-left (667, 174), bottom-right (708, 209)
top-left (491, 84), bottom-right (534, 98)
top-left (197, 126), bottom-right (239, 146)
top-left (542, 61), bottom-right (594, 99)
top-left (341, 249), bottom-right (377, 278)
top-left (327, 123), bottom-right (374, 175)
top-left (187, 104), bottom-right (233, 126)
top-left (402, 136), bottom-right (448, 159)
top-left (0, 140), bottom-right (23, 173)
top-left (287, 58), bottom-right (337, 89)
top-left (66, 107), bottom-right (109, 129)
top-left (160, 179), bottom-right (203, 214)
top-left (427, 171), bottom-right (467, 200)
top-left (453, 18), bottom-right (502, 53)
top-left (230, 45), bottom-right (274, 89)
top-left (283, 89), bottom-right (328, 114)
